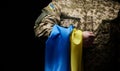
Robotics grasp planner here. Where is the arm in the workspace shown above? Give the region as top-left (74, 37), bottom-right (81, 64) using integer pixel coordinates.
top-left (34, 1), bottom-right (61, 37)
top-left (34, 1), bottom-right (95, 47)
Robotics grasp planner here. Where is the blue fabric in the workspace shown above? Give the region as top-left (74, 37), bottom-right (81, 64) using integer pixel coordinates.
top-left (45, 24), bottom-right (74, 71)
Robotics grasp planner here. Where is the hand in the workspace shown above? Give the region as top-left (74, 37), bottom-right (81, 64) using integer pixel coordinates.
top-left (82, 31), bottom-right (95, 48)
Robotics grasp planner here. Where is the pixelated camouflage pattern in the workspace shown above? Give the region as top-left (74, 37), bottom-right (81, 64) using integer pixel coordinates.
top-left (34, 0), bottom-right (120, 71)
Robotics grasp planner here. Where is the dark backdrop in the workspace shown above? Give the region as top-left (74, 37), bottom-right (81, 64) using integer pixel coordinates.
top-left (7, 0), bottom-right (51, 71)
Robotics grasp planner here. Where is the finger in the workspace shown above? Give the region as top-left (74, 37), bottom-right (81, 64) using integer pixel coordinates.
top-left (88, 32), bottom-right (95, 36)
top-left (89, 33), bottom-right (95, 36)
top-left (89, 31), bottom-right (93, 34)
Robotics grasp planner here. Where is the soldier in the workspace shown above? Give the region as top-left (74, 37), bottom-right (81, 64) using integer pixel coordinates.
top-left (34, 0), bottom-right (120, 71)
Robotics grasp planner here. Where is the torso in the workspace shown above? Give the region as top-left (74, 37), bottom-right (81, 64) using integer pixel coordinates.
top-left (58, 0), bottom-right (120, 33)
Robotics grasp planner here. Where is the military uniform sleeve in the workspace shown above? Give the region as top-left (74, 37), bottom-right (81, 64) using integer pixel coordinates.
top-left (34, 1), bottom-right (61, 37)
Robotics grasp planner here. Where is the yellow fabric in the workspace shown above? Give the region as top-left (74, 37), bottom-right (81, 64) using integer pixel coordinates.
top-left (70, 29), bottom-right (83, 71)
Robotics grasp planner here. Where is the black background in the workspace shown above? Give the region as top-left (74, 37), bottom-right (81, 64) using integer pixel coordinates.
top-left (6, 0), bottom-right (51, 71)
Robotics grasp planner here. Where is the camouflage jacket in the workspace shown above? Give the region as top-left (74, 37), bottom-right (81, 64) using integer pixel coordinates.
top-left (34, 0), bottom-right (120, 71)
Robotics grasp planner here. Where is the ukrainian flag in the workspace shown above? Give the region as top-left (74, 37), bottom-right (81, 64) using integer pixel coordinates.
top-left (45, 24), bottom-right (83, 71)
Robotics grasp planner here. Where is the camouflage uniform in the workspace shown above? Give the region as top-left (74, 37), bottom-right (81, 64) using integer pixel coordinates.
top-left (34, 0), bottom-right (120, 71)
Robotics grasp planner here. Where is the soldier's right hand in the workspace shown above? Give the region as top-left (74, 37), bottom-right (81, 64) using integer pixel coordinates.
top-left (82, 31), bottom-right (95, 48)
